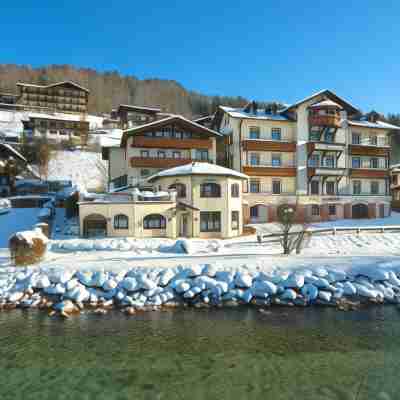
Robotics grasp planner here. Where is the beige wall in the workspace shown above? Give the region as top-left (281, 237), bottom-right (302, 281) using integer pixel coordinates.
top-left (79, 201), bottom-right (177, 239)
top-left (241, 119), bottom-right (296, 142)
top-left (108, 148), bottom-right (126, 182)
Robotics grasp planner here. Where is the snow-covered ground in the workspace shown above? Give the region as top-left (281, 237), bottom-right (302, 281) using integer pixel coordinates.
top-left (47, 150), bottom-right (107, 192)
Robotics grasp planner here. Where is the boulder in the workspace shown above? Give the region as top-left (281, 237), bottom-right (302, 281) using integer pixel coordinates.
top-left (121, 277), bottom-right (139, 292)
top-left (202, 264), bottom-right (218, 277)
top-left (284, 274), bottom-right (304, 289)
top-left (234, 272), bottom-right (253, 288)
top-left (102, 279), bottom-right (118, 291)
top-left (159, 269), bottom-right (175, 286)
top-left (280, 289), bottom-right (297, 300)
top-left (343, 281), bottom-right (357, 296)
top-left (318, 291), bottom-right (332, 302)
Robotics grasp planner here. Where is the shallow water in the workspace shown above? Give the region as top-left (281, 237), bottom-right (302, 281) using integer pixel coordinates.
top-left (0, 306), bottom-right (399, 400)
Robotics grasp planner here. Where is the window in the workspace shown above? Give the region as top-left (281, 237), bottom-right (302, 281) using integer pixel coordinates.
top-left (140, 169), bottom-right (151, 177)
top-left (172, 151), bottom-right (181, 159)
top-left (371, 181), bottom-right (379, 195)
top-left (157, 151), bottom-right (166, 159)
top-left (370, 158), bottom-right (378, 169)
top-left (231, 211), bottom-right (239, 230)
top-left (183, 132), bottom-right (192, 139)
top-left (271, 154), bottom-right (281, 167)
top-left (310, 180), bottom-right (319, 195)
top-left (141, 150), bottom-right (149, 158)
top-left (271, 128), bottom-right (281, 141)
top-left (250, 153), bottom-right (260, 166)
top-left (272, 180), bottom-right (281, 194)
top-left (326, 181), bottom-right (335, 195)
top-left (143, 214), bottom-right (166, 229)
top-left (249, 127), bottom-right (260, 139)
top-left (114, 214), bottom-right (129, 229)
top-left (200, 212), bottom-right (221, 232)
top-left (353, 180), bottom-right (361, 195)
top-left (169, 183), bottom-right (186, 198)
top-left (250, 206), bottom-right (259, 218)
top-left (392, 175), bottom-right (398, 185)
top-left (200, 182), bottom-right (221, 197)
top-left (311, 205), bottom-right (320, 216)
top-left (196, 149), bottom-right (208, 161)
top-left (352, 157), bottom-right (361, 169)
top-left (231, 183), bottom-right (239, 198)
top-left (309, 154), bottom-right (320, 167)
top-left (310, 128), bottom-right (320, 142)
top-left (323, 155), bottom-right (334, 168)
top-left (352, 133), bottom-right (361, 144)
top-left (325, 130), bottom-right (334, 143)
top-left (370, 135), bottom-right (377, 146)
top-left (328, 205), bottom-right (336, 216)
top-left (250, 180), bottom-right (260, 193)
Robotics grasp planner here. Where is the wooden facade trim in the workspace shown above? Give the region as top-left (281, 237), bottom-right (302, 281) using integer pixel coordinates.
top-left (131, 136), bottom-right (212, 150)
top-left (349, 145), bottom-right (390, 157)
top-left (242, 166), bottom-right (296, 177)
top-left (242, 140), bottom-right (296, 152)
top-left (130, 157), bottom-right (193, 168)
top-left (349, 169), bottom-right (389, 178)
top-left (309, 115), bottom-right (341, 127)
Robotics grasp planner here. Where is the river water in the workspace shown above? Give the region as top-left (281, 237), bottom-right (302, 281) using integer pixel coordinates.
top-left (0, 306), bottom-right (399, 400)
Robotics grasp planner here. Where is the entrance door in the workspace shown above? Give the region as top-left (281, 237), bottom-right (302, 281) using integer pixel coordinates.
top-left (180, 214), bottom-right (188, 237)
top-left (379, 204), bottom-right (385, 218)
top-left (352, 204), bottom-right (368, 219)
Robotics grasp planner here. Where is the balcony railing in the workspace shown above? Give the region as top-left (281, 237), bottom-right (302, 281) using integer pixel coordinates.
top-left (309, 115), bottom-right (341, 128)
top-left (244, 183), bottom-right (295, 195)
top-left (352, 138), bottom-right (389, 147)
top-left (131, 136), bottom-right (212, 150)
top-left (245, 161), bottom-right (296, 168)
top-left (130, 156), bottom-right (213, 168)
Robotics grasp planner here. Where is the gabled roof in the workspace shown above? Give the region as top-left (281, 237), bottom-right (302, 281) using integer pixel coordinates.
top-left (310, 99), bottom-right (343, 109)
top-left (193, 115), bottom-right (214, 123)
top-left (348, 120), bottom-right (400, 130)
top-left (0, 143), bottom-right (27, 163)
top-left (16, 80), bottom-right (89, 93)
top-left (147, 162), bottom-right (248, 182)
top-left (120, 115), bottom-right (222, 147)
top-left (282, 89), bottom-right (360, 115)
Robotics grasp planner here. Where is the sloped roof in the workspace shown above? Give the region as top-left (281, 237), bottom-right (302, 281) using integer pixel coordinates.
top-left (218, 106), bottom-right (291, 122)
top-left (0, 143), bottom-right (27, 163)
top-left (147, 162), bottom-right (248, 182)
top-left (282, 89), bottom-right (360, 115)
top-left (117, 104), bottom-right (161, 114)
top-left (310, 99), bottom-right (343, 109)
top-left (16, 81), bottom-right (89, 93)
top-left (349, 120), bottom-right (400, 130)
top-left (120, 115), bottom-right (222, 147)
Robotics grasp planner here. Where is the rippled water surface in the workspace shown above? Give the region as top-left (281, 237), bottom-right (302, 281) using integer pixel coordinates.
top-left (0, 306), bottom-right (399, 400)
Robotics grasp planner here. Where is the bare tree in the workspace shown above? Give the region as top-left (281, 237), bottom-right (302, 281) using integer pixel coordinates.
top-left (276, 204), bottom-right (309, 255)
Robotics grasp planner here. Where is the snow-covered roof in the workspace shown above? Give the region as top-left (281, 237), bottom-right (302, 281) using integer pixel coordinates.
top-left (148, 162), bottom-right (248, 181)
top-left (310, 99), bottom-right (343, 109)
top-left (193, 115), bottom-right (214, 122)
top-left (16, 81), bottom-right (89, 93)
top-left (0, 143), bottom-right (27, 163)
top-left (348, 120), bottom-right (400, 130)
top-left (22, 112), bottom-right (86, 123)
top-left (219, 106), bottom-right (291, 122)
top-left (120, 115), bottom-right (222, 147)
top-left (117, 104), bottom-right (161, 113)
top-left (91, 129), bottom-right (124, 148)
top-left (282, 89), bottom-right (360, 114)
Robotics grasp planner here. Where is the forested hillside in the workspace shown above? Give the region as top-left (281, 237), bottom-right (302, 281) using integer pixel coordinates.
top-left (0, 64), bottom-right (249, 117)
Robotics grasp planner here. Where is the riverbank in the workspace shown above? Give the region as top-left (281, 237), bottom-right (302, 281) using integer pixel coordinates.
top-left (1, 262), bottom-right (400, 317)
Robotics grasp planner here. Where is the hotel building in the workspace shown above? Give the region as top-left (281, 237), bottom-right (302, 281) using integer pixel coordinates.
top-left (213, 90), bottom-right (399, 223)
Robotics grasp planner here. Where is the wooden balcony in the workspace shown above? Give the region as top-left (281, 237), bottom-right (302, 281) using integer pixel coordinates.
top-left (243, 166), bottom-right (296, 177)
top-left (349, 145), bottom-right (390, 157)
top-left (350, 169), bottom-right (389, 179)
top-left (242, 140), bottom-right (296, 152)
top-left (130, 157), bottom-right (193, 168)
top-left (309, 115), bottom-right (341, 128)
top-left (131, 136), bottom-right (212, 150)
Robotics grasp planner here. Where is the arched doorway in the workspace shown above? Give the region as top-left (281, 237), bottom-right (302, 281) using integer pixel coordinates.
top-left (249, 205), bottom-right (268, 224)
top-left (83, 214), bottom-right (107, 237)
top-left (352, 203), bottom-right (368, 219)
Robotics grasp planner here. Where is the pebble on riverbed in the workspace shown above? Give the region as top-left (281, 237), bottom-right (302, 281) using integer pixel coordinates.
top-left (1, 264), bottom-right (400, 317)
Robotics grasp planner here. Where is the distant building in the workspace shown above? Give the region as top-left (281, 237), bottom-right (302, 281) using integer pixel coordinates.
top-left (21, 112), bottom-right (89, 142)
top-left (115, 104), bottom-right (168, 129)
top-left (16, 81), bottom-right (89, 114)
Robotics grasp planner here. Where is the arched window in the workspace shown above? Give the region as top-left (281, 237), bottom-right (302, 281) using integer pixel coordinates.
top-left (200, 183), bottom-right (221, 198)
top-left (231, 183), bottom-right (239, 198)
top-left (169, 183), bottom-right (186, 198)
top-left (114, 214), bottom-right (129, 229)
top-left (143, 214), bottom-right (166, 229)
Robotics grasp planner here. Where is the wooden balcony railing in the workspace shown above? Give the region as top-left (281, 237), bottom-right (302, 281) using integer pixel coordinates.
top-left (130, 157), bottom-right (193, 168)
top-left (242, 166), bottom-right (296, 177)
top-left (131, 136), bottom-right (212, 150)
top-left (242, 140), bottom-right (296, 152)
top-left (349, 169), bottom-right (389, 178)
top-left (349, 145), bottom-right (390, 157)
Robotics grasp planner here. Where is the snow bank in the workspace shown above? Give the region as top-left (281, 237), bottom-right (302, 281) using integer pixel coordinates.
top-left (2, 261), bottom-right (400, 314)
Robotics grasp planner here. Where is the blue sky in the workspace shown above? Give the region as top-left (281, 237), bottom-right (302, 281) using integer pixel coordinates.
top-left (1, 1), bottom-right (400, 113)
